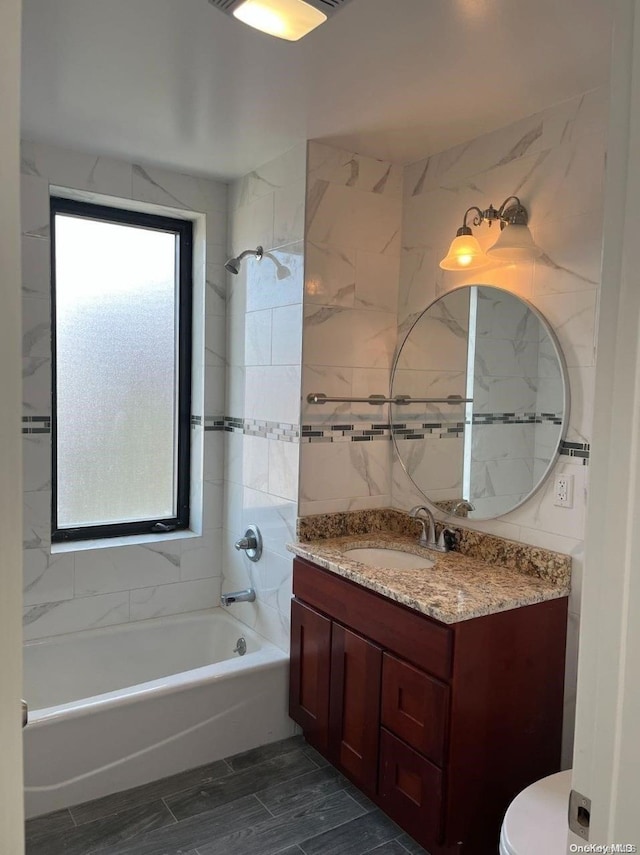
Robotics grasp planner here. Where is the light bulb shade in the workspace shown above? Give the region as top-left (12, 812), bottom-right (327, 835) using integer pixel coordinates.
top-left (486, 223), bottom-right (542, 262)
top-left (232, 0), bottom-right (326, 40)
top-left (439, 233), bottom-right (488, 271)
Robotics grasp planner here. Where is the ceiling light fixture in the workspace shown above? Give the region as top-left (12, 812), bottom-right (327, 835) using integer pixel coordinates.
top-left (208, 0), bottom-right (354, 42)
top-left (439, 196), bottom-right (542, 271)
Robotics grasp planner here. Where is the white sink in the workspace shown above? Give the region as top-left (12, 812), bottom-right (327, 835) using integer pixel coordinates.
top-left (342, 547), bottom-right (435, 571)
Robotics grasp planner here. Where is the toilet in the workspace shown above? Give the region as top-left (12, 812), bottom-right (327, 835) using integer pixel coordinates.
top-left (499, 769), bottom-right (572, 854)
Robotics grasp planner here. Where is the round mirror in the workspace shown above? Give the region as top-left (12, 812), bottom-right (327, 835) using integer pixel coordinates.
top-left (391, 285), bottom-right (570, 520)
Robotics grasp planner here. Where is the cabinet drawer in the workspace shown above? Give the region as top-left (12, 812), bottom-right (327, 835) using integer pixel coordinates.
top-left (382, 653), bottom-right (448, 766)
top-left (293, 558), bottom-right (452, 681)
top-left (379, 728), bottom-right (443, 847)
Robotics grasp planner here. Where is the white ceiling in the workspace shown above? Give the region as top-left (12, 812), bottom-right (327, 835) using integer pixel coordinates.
top-left (21, 0), bottom-right (613, 181)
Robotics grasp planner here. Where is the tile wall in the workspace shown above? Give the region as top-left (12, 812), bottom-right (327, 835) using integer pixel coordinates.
top-left (20, 141), bottom-right (228, 640)
top-left (297, 89), bottom-right (606, 763)
top-left (299, 142), bottom-right (403, 516)
top-left (222, 145), bottom-right (306, 651)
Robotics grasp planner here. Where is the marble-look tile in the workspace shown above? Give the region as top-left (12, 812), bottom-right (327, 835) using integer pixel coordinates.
top-left (241, 487), bottom-right (297, 558)
top-left (272, 304), bottom-right (303, 366)
top-left (131, 163), bottom-right (227, 215)
top-left (307, 143), bottom-right (402, 197)
top-left (248, 547), bottom-right (292, 613)
top-left (533, 210), bottom-right (603, 296)
top-left (245, 310), bottom-right (272, 366)
top-left (204, 430), bottom-right (224, 482)
top-left (23, 489), bottom-right (51, 549)
top-left (274, 179), bottom-right (306, 247)
top-left (533, 291), bottom-right (597, 367)
top-left (129, 578), bottom-right (220, 621)
top-left (22, 140), bottom-right (133, 199)
top-left (303, 306), bottom-right (396, 370)
top-left (268, 440), bottom-right (299, 502)
top-left (300, 440), bottom-right (390, 504)
top-left (298, 496), bottom-right (392, 519)
top-left (20, 175), bottom-right (52, 239)
top-left (353, 191), bottom-right (401, 257)
top-left (397, 434), bottom-right (463, 495)
top-left (231, 145), bottom-right (306, 209)
top-left (242, 435), bottom-right (271, 492)
top-left (302, 364), bottom-right (353, 423)
top-left (22, 357), bottom-right (51, 415)
top-left (74, 542), bottom-right (182, 596)
top-left (306, 181), bottom-right (357, 251)
top-left (246, 243), bottom-right (304, 312)
top-left (205, 366), bottom-right (226, 415)
top-left (305, 242), bottom-right (356, 307)
top-left (22, 297), bottom-right (51, 357)
top-left (23, 435), bottom-right (51, 492)
top-left (22, 235), bottom-right (50, 299)
top-left (541, 87), bottom-right (608, 149)
top-left (470, 458), bottom-right (535, 500)
top-left (205, 262), bottom-right (227, 316)
top-left (23, 549), bottom-right (74, 606)
top-left (503, 458), bottom-right (587, 540)
top-left (566, 364), bottom-right (594, 445)
top-left (471, 424), bottom-right (535, 463)
top-left (355, 250), bottom-right (400, 313)
top-left (229, 192), bottom-right (275, 256)
top-left (205, 314), bottom-right (226, 367)
top-left (244, 366), bottom-right (301, 424)
top-left (180, 529), bottom-right (224, 581)
top-left (23, 592), bottom-right (130, 641)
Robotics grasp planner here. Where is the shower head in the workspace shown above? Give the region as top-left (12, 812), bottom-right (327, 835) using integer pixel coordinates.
top-left (225, 246), bottom-right (263, 275)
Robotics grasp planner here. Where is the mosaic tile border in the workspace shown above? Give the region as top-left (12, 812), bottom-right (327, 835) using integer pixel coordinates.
top-left (22, 416), bottom-right (51, 434)
top-left (560, 440), bottom-right (590, 464)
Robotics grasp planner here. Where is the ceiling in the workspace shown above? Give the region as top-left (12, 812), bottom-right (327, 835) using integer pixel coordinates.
top-left (21, 0), bottom-right (613, 181)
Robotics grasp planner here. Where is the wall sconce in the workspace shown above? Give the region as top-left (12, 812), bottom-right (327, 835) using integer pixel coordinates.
top-left (208, 0), bottom-right (353, 42)
top-left (439, 196), bottom-right (542, 271)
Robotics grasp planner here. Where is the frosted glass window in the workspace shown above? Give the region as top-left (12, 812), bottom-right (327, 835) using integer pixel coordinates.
top-left (51, 199), bottom-right (192, 541)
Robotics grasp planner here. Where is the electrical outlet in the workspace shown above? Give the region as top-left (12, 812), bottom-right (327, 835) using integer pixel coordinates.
top-left (554, 474), bottom-right (574, 508)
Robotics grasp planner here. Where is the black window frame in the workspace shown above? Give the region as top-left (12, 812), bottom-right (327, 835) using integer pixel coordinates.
top-left (50, 196), bottom-right (193, 543)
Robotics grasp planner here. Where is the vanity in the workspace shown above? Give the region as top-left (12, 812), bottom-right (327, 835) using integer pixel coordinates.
top-left (287, 513), bottom-right (571, 855)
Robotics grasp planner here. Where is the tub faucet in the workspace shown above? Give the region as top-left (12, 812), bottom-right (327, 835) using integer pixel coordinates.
top-left (409, 505), bottom-right (448, 553)
top-left (221, 588), bottom-right (256, 606)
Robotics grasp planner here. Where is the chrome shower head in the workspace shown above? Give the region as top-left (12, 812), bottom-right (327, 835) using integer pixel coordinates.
top-left (225, 246), bottom-right (263, 275)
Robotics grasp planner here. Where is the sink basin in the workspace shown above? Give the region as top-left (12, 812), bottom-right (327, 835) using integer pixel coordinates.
top-left (342, 547), bottom-right (435, 571)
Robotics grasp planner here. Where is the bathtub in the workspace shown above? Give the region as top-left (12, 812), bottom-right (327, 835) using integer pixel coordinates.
top-left (23, 609), bottom-right (295, 818)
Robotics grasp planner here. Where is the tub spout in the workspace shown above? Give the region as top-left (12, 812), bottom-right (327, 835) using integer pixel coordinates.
top-left (221, 588), bottom-right (256, 606)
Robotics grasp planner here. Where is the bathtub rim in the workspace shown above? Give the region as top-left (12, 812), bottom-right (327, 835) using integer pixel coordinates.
top-left (24, 608), bottom-right (289, 727)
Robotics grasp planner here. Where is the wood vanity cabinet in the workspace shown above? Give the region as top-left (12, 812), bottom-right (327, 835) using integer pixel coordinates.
top-left (289, 556), bottom-right (568, 855)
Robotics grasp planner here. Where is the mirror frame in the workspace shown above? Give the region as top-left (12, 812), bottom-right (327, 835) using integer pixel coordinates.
top-left (390, 284), bottom-right (571, 520)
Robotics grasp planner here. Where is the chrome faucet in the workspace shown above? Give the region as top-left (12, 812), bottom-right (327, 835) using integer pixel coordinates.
top-left (220, 588), bottom-right (256, 606)
top-left (409, 505), bottom-right (449, 553)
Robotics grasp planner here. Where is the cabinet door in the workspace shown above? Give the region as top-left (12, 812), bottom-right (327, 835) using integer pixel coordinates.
top-left (379, 728), bottom-right (443, 848)
top-left (289, 598), bottom-right (332, 753)
top-left (329, 623), bottom-right (382, 795)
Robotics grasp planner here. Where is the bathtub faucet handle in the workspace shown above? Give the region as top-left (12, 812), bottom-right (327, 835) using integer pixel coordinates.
top-left (234, 525), bottom-right (262, 562)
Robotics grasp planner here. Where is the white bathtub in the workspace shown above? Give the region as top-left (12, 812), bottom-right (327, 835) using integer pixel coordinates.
top-left (23, 609), bottom-right (294, 818)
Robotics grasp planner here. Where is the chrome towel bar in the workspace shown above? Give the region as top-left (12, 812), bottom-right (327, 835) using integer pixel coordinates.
top-left (306, 393), bottom-right (472, 406)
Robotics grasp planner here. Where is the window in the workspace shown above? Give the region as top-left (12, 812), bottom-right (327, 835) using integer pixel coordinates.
top-left (50, 197), bottom-right (193, 542)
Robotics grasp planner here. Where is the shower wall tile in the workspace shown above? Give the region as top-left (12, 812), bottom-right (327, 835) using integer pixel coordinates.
top-left (23, 592), bottom-right (131, 641)
top-left (74, 542), bottom-right (183, 597)
top-left (22, 140), bottom-right (133, 200)
top-left (224, 145), bottom-right (305, 651)
top-left (20, 140), bottom-right (229, 637)
top-left (23, 549), bottom-right (75, 606)
top-left (129, 578), bottom-right (221, 621)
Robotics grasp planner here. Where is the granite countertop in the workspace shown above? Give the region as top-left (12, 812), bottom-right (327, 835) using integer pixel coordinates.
top-left (287, 531), bottom-right (571, 625)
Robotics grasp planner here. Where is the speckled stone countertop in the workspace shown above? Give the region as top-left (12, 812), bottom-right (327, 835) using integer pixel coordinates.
top-left (287, 530), bottom-right (571, 625)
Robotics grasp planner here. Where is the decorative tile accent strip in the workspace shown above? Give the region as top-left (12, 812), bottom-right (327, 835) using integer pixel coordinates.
top-left (560, 440), bottom-right (590, 464)
top-left (296, 507), bottom-right (572, 587)
top-left (204, 416), bottom-right (300, 441)
top-left (191, 415), bottom-right (202, 427)
top-left (22, 416), bottom-right (50, 434)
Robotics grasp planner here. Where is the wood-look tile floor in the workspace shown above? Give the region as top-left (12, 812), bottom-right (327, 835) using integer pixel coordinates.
top-left (25, 736), bottom-right (429, 855)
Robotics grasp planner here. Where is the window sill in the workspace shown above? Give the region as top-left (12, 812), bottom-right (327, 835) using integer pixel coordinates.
top-left (50, 528), bottom-right (202, 554)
